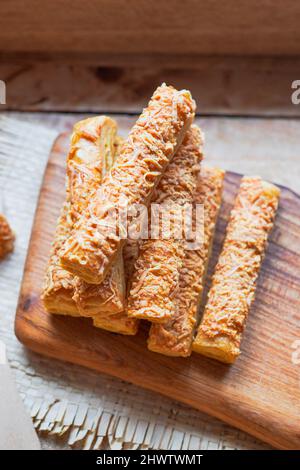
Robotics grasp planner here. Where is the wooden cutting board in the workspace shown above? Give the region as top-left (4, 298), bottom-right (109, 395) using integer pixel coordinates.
top-left (15, 133), bottom-right (300, 450)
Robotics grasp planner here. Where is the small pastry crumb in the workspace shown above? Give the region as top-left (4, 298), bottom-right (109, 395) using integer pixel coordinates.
top-left (0, 214), bottom-right (15, 259)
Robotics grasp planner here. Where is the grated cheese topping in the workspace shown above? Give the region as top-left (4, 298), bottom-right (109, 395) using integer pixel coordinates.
top-left (60, 84), bottom-right (196, 284)
top-left (148, 167), bottom-right (225, 356)
top-left (193, 176), bottom-right (280, 360)
top-left (127, 125), bottom-right (203, 323)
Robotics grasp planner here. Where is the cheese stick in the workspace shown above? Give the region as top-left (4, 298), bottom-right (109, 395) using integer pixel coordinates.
top-left (0, 214), bottom-right (14, 259)
top-left (60, 84), bottom-right (196, 284)
top-left (68, 118), bottom-right (125, 316)
top-left (193, 177), bottom-right (280, 363)
top-left (127, 126), bottom-right (203, 323)
top-left (93, 311), bottom-right (138, 336)
top-left (43, 117), bottom-right (125, 316)
top-left (42, 202), bottom-right (79, 316)
top-left (123, 238), bottom-right (140, 286)
top-left (93, 239), bottom-right (140, 335)
top-left (148, 167), bottom-right (224, 356)
top-left (73, 257), bottom-right (125, 316)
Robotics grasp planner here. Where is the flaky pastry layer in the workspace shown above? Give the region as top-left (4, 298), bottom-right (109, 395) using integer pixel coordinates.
top-left (73, 251), bottom-right (125, 317)
top-left (42, 202), bottom-right (78, 315)
top-left (42, 116), bottom-right (125, 316)
top-left (93, 312), bottom-right (138, 336)
top-left (94, 239), bottom-right (140, 334)
top-left (192, 176), bottom-right (280, 363)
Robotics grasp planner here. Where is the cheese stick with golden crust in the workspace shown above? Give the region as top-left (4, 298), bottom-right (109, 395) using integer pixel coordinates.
top-left (68, 118), bottom-right (125, 316)
top-left (148, 166), bottom-right (224, 356)
top-left (42, 202), bottom-right (79, 316)
top-left (0, 214), bottom-right (15, 259)
top-left (193, 177), bottom-right (280, 363)
top-left (60, 84), bottom-right (196, 284)
top-left (93, 311), bottom-right (138, 336)
top-left (127, 126), bottom-right (203, 323)
top-left (93, 239), bottom-right (140, 335)
top-left (42, 117), bottom-right (125, 316)
top-left (73, 257), bottom-right (125, 317)
top-left (123, 239), bottom-right (140, 287)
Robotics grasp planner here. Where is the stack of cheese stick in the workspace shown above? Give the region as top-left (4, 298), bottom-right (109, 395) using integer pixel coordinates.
top-left (43, 83), bottom-right (280, 363)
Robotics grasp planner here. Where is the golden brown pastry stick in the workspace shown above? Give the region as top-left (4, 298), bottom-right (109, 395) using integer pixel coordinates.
top-left (193, 176), bottom-right (280, 363)
top-left (42, 202), bottom-right (79, 316)
top-left (60, 84), bottom-right (196, 284)
top-left (73, 257), bottom-right (125, 316)
top-left (93, 311), bottom-right (138, 335)
top-left (127, 126), bottom-right (203, 323)
top-left (69, 118), bottom-right (125, 316)
top-left (148, 167), bottom-right (224, 356)
top-left (66, 116), bottom-right (117, 221)
top-left (67, 116), bottom-right (125, 317)
top-left (0, 214), bottom-right (14, 259)
top-left (93, 239), bottom-right (140, 335)
top-left (42, 116), bottom-right (125, 316)
top-left (123, 238), bottom-right (140, 287)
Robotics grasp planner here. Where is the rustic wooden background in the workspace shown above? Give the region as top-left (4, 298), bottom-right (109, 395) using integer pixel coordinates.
top-left (1, 58), bottom-right (300, 116)
top-left (1, 1), bottom-right (300, 57)
top-left (1, 1), bottom-right (300, 117)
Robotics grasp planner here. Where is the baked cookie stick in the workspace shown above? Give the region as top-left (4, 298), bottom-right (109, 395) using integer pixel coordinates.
top-left (127, 126), bottom-right (203, 323)
top-left (43, 117), bottom-right (125, 316)
top-left (193, 177), bottom-right (280, 363)
top-left (60, 84), bottom-right (196, 284)
top-left (0, 214), bottom-right (14, 259)
top-left (148, 167), bottom-right (224, 356)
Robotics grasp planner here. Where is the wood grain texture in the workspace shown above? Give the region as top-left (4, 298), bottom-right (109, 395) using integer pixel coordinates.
top-left (1, 1), bottom-right (300, 56)
top-left (15, 133), bottom-right (300, 450)
top-left (2, 58), bottom-right (300, 116)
